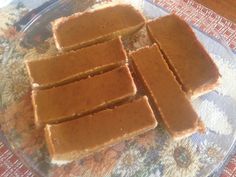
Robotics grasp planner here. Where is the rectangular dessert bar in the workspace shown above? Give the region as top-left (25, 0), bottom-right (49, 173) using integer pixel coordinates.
top-left (52, 4), bottom-right (145, 51)
top-left (147, 14), bottom-right (220, 99)
top-left (26, 38), bottom-right (126, 89)
top-left (130, 45), bottom-right (203, 140)
top-left (32, 66), bottom-right (137, 126)
top-left (45, 96), bottom-right (157, 164)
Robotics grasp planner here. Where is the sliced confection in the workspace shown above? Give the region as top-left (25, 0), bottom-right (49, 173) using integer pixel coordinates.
top-left (130, 45), bottom-right (204, 140)
top-left (45, 96), bottom-right (157, 164)
top-left (147, 14), bottom-right (220, 98)
top-left (52, 4), bottom-right (145, 51)
top-left (26, 38), bottom-right (126, 89)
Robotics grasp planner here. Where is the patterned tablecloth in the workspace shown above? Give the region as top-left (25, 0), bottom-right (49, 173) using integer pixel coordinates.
top-left (0, 0), bottom-right (236, 177)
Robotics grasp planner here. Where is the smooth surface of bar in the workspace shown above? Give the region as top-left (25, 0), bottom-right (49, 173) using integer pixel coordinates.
top-left (130, 45), bottom-right (202, 139)
top-left (26, 38), bottom-right (126, 89)
top-left (52, 4), bottom-right (145, 51)
top-left (33, 66), bottom-right (137, 126)
top-left (45, 96), bottom-right (157, 163)
top-left (147, 14), bottom-right (220, 98)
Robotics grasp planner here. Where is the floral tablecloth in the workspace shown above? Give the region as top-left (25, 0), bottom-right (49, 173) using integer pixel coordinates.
top-left (0, 0), bottom-right (236, 177)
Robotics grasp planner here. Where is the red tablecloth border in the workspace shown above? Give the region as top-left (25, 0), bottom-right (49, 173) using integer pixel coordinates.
top-left (152, 0), bottom-right (236, 52)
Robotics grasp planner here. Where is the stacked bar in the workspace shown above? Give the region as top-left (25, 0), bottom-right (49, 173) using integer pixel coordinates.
top-left (26, 38), bottom-right (127, 89)
top-left (130, 45), bottom-right (203, 140)
top-left (45, 97), bottom-right (157, 163)
top-left (52, 4), bottom-right (145, 51)
top-left (147, 15), bottom-right (220, 98)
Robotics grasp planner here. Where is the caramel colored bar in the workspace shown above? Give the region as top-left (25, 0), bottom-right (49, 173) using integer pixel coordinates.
top-left (130, 45), bottom-right (203, 140)
top-left (52, 5), bottom-right (145, 51)
top-left (33, 66), bottom-right (137, 126)
top-left (147, 15), bottom-right (220, 98)
top-left (26, 38), bottom-right (126, 89)
top-left (45, 96), bottom-right (157, 164)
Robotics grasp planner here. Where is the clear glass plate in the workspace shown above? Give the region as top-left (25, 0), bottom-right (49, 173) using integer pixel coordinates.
top-left (0, 0), bottom-right (235, 177)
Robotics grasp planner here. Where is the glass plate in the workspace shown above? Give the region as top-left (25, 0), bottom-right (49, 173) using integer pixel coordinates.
top-left (0, 0), bottom-right (236, 176)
